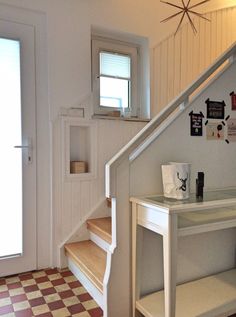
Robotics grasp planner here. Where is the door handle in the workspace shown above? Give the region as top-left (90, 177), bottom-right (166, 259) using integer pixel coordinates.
top-left (14, 138), bottom-right (33, 164)
top-left (14, 145), bottom-right (31, 148)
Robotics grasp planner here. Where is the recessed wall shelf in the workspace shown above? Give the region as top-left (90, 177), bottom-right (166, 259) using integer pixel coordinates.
top-left (62, 118), bottom-right (97, 181)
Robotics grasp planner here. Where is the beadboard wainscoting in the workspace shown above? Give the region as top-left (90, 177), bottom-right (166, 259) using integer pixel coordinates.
top-left (153, 6), bottom-right (236, 115)
top-left (52, 117), bottom-right (145, 266)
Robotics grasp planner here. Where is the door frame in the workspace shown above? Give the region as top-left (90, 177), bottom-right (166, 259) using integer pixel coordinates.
top-left (0, 21), bottom-right (37, 276)
top-left (0, 4), bottom-right (51, 270)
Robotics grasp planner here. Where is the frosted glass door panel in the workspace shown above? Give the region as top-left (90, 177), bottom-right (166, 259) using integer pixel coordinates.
top-left (0, 38), bottom-right (22, 258)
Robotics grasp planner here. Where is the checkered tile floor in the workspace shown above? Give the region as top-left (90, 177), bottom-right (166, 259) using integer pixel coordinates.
top-left (0, 268), bottom-right (103, 317)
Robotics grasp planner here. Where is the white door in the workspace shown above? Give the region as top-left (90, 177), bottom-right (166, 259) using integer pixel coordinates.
top-left (0, 20), bottom-right (37, 276)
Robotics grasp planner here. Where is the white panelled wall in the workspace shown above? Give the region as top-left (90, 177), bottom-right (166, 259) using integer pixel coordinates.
top-left (53, 117), bottom-right (145, 266)
top-left (153, 6), bottom-right (236, 115)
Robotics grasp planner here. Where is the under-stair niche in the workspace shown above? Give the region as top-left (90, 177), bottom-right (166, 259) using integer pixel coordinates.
top-left (62, 118), bottom-right (97, 181)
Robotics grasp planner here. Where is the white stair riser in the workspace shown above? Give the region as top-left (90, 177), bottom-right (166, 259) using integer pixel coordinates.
top-left (68, 257), bottom-right (104, 310)
top-left (89, 232), bottom-right (110, 252)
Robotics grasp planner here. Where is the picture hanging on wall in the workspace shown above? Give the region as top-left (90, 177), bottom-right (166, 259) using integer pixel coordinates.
top-left (227, 118), bottom-right (236, 142)
top-left (189, 111), bottom-right (204, 136)
top-left (206, 99), bottom-right (225, 119)
top-left (206, 121), bottom-right (224, 140)
top-left (230, 92), bottom-right (236, 111)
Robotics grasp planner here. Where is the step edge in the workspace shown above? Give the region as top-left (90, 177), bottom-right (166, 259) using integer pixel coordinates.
top-left (87, 219), bottom-right (112, 244)
top-left (90, 231), bottom-right (110, 252)
top-left (65, 245), bottom-right (104, 293)
top-left (68, 257), bottom-right (104, 310)
top-left (65, 249), bottom-right (103, 293)
top-left (65, 242), bottom-right (106, 278)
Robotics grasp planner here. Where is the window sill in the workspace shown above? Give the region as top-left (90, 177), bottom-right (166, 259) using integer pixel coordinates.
top-left (92, 114), bottom-right (150, 123)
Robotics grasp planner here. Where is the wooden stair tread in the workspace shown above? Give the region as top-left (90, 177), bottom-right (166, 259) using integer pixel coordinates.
top-left (87, 217), bottom-right (112, 244)
top-left (65, 240), bottom-right (106, 293)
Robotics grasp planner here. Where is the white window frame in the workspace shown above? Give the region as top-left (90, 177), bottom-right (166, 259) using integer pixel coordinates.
top-left (92, 36), bottom-right (139, 117)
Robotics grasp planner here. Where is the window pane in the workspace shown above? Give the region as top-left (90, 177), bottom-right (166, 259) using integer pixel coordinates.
top-left (0, 38), bottom-right (22, 257)
top-left (100, 52), bottom-right (131, 79)
top-left (100, 76), bottom-right (129, 108)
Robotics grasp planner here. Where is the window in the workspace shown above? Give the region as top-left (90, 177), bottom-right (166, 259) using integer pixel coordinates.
top-left (92, 36), bottom-right (139, 117)
top-left (100, 51), bottom-right (131, 109)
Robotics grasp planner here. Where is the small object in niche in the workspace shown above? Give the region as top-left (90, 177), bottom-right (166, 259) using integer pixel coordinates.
top-left (189, 111), bottom-right (204, 136)
top-left (227, 118), bottom-right (236, 142)
top-left (230, 91), bottom-right (236, 110)
top-left (70, 161), bottom-right (87, 174)
top-left (196, 172), bottom-right (204, 199)
top-left (206, 98), bottom-right (225, 119)
top-left (110, 110), bottom-right (121, 117)
top-left (161, 162), bottom-right (190, 200)
top-left (206, 121), bottom-right (224, 140)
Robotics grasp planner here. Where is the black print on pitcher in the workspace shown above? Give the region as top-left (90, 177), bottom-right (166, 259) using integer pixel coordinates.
top-left (176, 172), bottom-right (188, 192)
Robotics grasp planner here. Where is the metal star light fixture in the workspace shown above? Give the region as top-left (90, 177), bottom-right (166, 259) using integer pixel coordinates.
top-left (161, 0), bottom-right (211, 35)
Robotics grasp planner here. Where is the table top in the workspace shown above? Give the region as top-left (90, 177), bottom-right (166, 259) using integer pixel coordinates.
top-left (130, 189), bottom-right (236, 214)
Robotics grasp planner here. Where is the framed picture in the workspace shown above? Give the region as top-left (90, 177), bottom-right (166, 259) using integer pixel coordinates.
top-left (227, 118), bottom-right (236, 142)
top-left (230, 92), bottom-right (236, 111)
top-left (206, 99), bottom-right (225, 119)
top-left (206, 121), bottom-right (224, 140)
top-left (189, 111), bottom-right (203, 136)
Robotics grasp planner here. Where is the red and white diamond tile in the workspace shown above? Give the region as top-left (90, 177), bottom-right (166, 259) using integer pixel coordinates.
top-left (0, 268), bottom-right (103, 317)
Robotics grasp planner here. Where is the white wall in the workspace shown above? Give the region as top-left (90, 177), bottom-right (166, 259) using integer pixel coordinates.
top-left (0, 0), bottom-right (234, 120)
top-left (153, 6), bottom-right (236, 115)
top-left (0, 0), bottom-right (234, 268)
top-left (130, 61), bottom-right (236, 294)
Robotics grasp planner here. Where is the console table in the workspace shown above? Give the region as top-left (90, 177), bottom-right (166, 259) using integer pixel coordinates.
top-left (131, 189), bottom-right (236, 317)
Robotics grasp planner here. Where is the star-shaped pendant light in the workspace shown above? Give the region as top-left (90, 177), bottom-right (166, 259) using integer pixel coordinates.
top-left (161, 0), bottom-right (211, 35)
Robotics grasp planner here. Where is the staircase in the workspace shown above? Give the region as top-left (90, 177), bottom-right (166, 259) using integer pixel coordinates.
top-left (64, 215), bottom-right (112, 311)
top-left (63, 42), bottom-right (236, 317)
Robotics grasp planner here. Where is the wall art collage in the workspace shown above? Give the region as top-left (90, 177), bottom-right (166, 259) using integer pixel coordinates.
top-left (189, 91), bottom-right (236, 143)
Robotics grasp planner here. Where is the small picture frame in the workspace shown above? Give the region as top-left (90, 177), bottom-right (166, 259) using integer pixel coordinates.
top-left (227, 118), bottom-right (236, 142)
top-left (230, 92), bottom-right (236, 111)
top-left (206, 99), bottom-right (225, 119)
top-left (206, 121), bottom-right (224, 140)
top-left (189, 111), bottom-right (204, 136)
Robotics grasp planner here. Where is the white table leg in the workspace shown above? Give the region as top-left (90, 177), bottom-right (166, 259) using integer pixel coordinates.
top-left (132, 203), bottom-right (143, 317)
top-left (163, 214), bottom-right (178, 317)
top-left (132, 203), bottom-right (138, 317)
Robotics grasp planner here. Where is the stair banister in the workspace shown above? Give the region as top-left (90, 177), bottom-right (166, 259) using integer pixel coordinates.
top-left (105, 41), bottom-right (236, 198)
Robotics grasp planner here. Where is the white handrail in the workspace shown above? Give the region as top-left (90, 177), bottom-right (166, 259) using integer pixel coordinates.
top-left (105, 42), bottom-right (236, 197)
